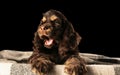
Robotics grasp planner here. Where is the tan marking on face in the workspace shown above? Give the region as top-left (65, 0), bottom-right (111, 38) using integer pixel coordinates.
top-left (46, 28), bottom-right (51, 33)
top-left (50, 15), bottom-right (58, 21)
top-left (42, 17), bottom-right (46, 22)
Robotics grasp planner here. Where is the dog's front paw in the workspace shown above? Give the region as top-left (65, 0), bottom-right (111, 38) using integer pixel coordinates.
top-left (31, 57), bottom-right (54, 75)
top-left (64, 63), bottom-right (87, 75)
top-left (64, 57), bottom-right (87, 75)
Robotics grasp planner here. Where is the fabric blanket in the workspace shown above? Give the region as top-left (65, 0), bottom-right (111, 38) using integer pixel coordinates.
top-left (0, 50), bottom-right (120, 75)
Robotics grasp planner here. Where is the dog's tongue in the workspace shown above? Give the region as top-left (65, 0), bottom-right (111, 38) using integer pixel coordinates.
top-left (45, 39), bottom-right (53, 46)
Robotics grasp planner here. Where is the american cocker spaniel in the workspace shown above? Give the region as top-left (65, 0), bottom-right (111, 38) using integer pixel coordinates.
top-left (29, 9), bottom-right (87, 75)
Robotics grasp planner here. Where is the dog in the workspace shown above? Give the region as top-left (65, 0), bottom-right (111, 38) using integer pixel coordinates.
top-left (29, 9), bottom-right (87, 75)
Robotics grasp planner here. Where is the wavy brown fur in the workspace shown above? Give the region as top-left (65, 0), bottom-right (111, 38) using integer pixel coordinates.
top-left (28, 9), bottom-right (87, 75)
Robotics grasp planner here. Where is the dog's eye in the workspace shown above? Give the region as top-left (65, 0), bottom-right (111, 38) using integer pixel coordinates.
top-left (52, 19), bottom-right (59, 24)
top-left (55, 22), bottom-right (61, 28)
top-left (51, 20), bottom-right (61, 28)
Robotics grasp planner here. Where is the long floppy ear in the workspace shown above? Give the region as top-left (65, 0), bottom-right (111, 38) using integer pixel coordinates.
top-left (59, 20), bottom-right (82, 57)
top-left (32, 32), bottom-right (43, 52)
top-left (29, 32), bottom-right (43, 63)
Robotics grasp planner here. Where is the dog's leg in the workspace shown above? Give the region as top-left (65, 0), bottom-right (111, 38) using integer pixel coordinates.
top-left (64, 55), bottom-right (87, 75)
top-left (29, 54), bottom-right (54, 75)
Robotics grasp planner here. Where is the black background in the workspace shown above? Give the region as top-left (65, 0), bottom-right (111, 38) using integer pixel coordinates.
top-left (0, 0), bottom-right (119, 57)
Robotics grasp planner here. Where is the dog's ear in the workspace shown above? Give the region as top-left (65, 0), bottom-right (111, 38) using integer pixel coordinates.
top-left (32, 32), bottom-right (43, 52)
top-left (59, 19), bottom-right (82, 57)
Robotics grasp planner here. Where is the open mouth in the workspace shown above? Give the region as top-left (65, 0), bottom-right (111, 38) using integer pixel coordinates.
top-left (41, 35), bottom-right (54, 48)
top-left (44, 39), bottom-right (54, 46)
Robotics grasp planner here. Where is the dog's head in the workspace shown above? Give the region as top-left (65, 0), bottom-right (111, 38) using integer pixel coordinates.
top-left (37, 9), bottom-right (66, 48)
top-left (34, 9), bottom-right (81, 50)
